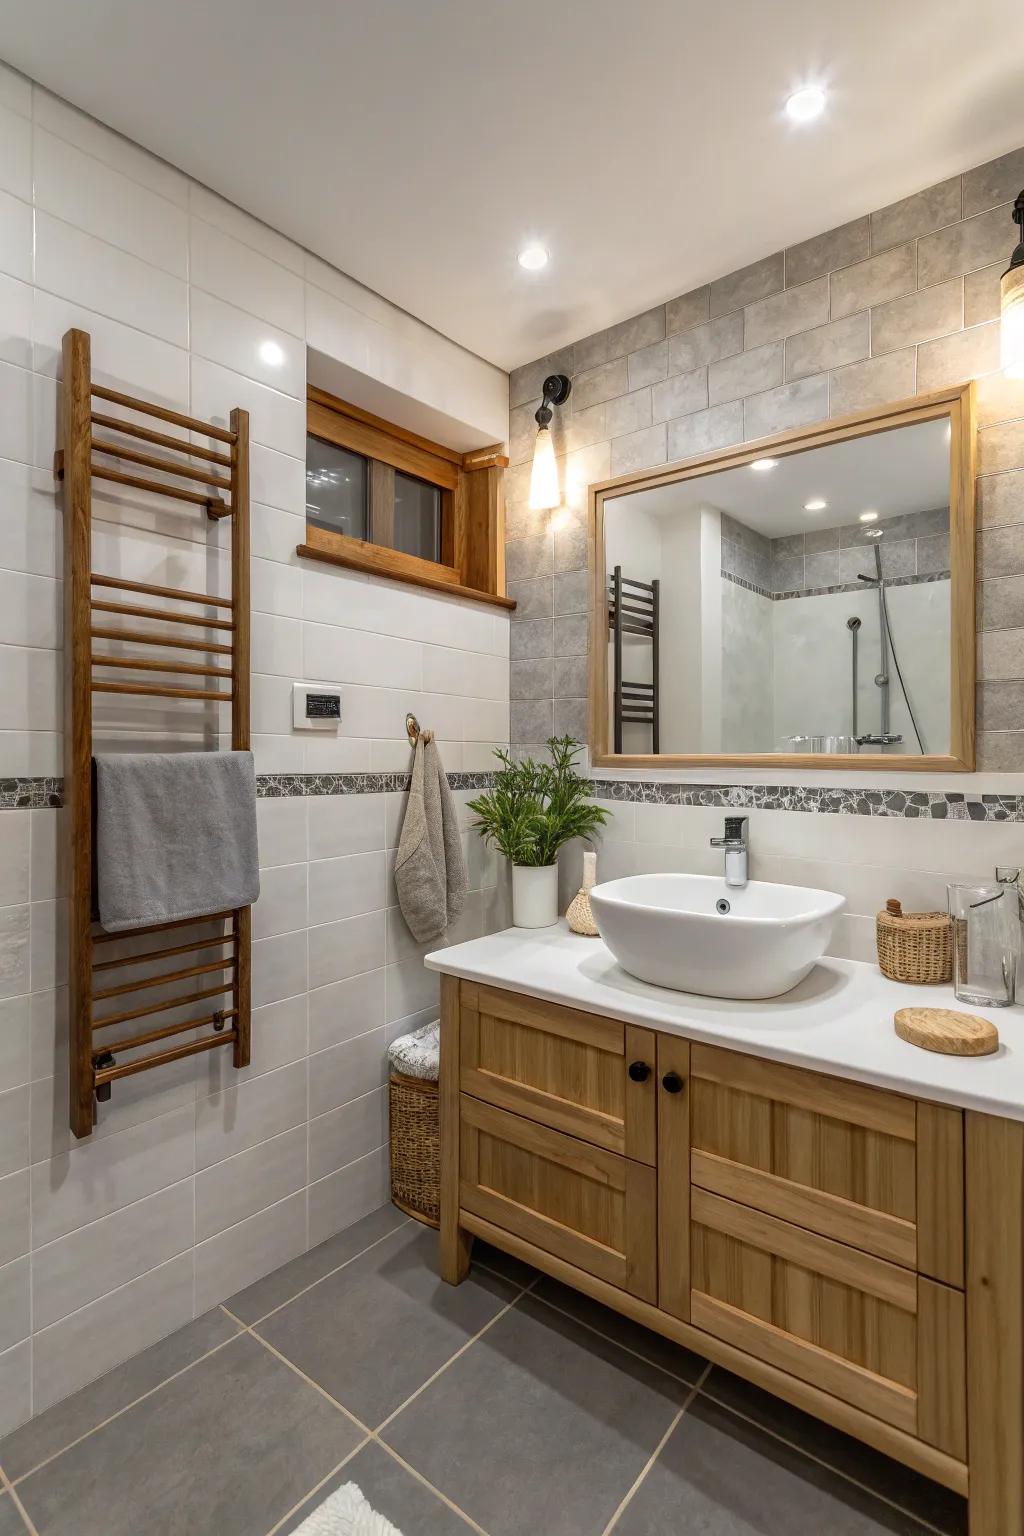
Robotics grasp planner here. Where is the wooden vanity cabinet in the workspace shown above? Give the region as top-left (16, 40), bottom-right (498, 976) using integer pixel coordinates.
top-left (440, 975), bottom-right (1024, 1535)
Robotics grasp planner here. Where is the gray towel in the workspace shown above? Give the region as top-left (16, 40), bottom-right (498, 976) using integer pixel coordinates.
top-left (94, 751), bottom-right (260, 932)
top-left (394, 732), bottom-right (468, 943)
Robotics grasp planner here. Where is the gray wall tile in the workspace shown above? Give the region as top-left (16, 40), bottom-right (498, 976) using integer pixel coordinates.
top-left (605, 305), bottom-right (666, 360)
top-left (785, 312), bottom-right (869, 381)
top-left (505, 533), bottom-right (553, 582)
top-left (606, 388), bottom-right (653, 437)
top-left (666, 286), bottom-right (709, 335)
top-left (979, 574), bottom-right (1024, 630)
top-left (511, 658), bottom-right (554, 700)
top-left (709, 253), bottom-right (784, 317)
top-left (803, 549), bottom-right (840, 588)
top-left (978, 679), bottom-right (1024, 730)
top-left (978, 470), bottom-right (1024, 528)
top-left (510, 619), bottom-right (554, 660)
top-left (708, 341), bottom-right (783, 406)
top-left (509, 347), bottom-right (575, 410)
top-left (964, 260), bottom-right (1003, 327)
top-left (196, 1062), bottom-right (307, 1172)
top-left (744, 375), bottom-right (828, 440)
top-left (308, 1146), bottom-right (388, 1249)
top-left (963, 147), bottom-right (1024, 218)
top-left (196, 1125), bottom-right (307, 1242)
top-left (667, 400), bottom-right (743, 461)
top-left (979, 627), bottom-right (1024, 680)
top-left (308, 1090), bottom-right (387, 1183)
top-left (553, 698), bottom-right (588, 740)
top-left (651, 367), bottom-right (708, 424)
top-left (554, 517), bottom-right (588, 573)
top-left (830, 243), bottom-right (917, 319)
top-left (870, 177), bottom-right (962, 253)
top-left (507, 576), bottom-right (553, 619)
top-left (917, 321), bottom-right (1000, 393)
top-left (563, 400), bottom-right (608, 453)
top-left (978, 730), bottom-right (1024, 769)
top-left (744, 277), bottom-right (829, 349)
top-left (626, 341), bottom-right (667, 390)
top-left (917, 532), bottom-right (951, 575)
top-left (510, 699), bottom-right (554, 742)
top-left (829, 349), bottom-right (916, 416)
top-left (979, 523), bottom-right (1024, 581)
top-left (918, 204), bottom-right (1011, 287)
top-left (573, 357), bottom-right (629, 412)
top-left (553, 614), bottom-right (588, 656)
top-left (553, 656), bottom-right (588, 697)
top-left (553, 570), bottom-right (589, 616)
top-left (668, 312), bottom-right (743, 373)
top-left (979, 421), bottom-right (1024, 476)
top-left (610, 423), bottom-right (667, 475)
top-left (870, 277), bottom-right (963, 356)
top-left (785, 219), bottom-right (869, 286)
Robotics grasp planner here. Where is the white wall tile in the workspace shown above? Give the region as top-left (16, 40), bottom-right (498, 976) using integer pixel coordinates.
top-left (0, 995), bottom-right (30, 1093)
top-left (307, 910), bottom-right (386, 991)
top-left (189, 186), bottom-right (304, 275)
top-left (256, 796), bottom-right (308, 870)
top-left (0, 459), bottom-right (60, 579)
top-left (0, 271), bottom-right (32, 368)
top-left (34, 128), bottom-right (188, 277)
top-left (33, 88), bottom-right (189, 206)
top-left (195, 1059), bottom-right (307, 1171)
top-left (194, 1189), bottom-right (306, 1312)
top-left (0, 904), bottom-right (30, 1001)
top-left (308, 1025), bottom-right (388, 1120)
top-left (308, 794), bottom-right (386, 858)
top-left (308, 966), bottom-right (386, 1055)
top-left (308, 1088), bottom-right (387, 1183)
top-left (35, 212), bottom-right (188, 348)
top-left (189, 288), bottom-right (305, 397)
top-left (190, 354), bottom-right (305, 457)
top-left (32, 1250), bottom-right (194, 1414)
top-left (252, 861), bottom-right (308, 940)
top-left (0, 1255), bottom-right (29, 1354)
top-left (252, 612), bottom-right (303, 678)
top-left (251, 503), bottom-right (304, 566)
top-left (0, 1338), bottom-right (30, 1436)
top-left (303, 622), bottom-right (422, 691)
top-left (0, 813), bottom-right (29, 907)
top-left (250, 443), bottom-right (306, 515)
top-left (307, 851), bottom-right (387, 925)
top-left (0, 570), bottom-right (61, 651)
top-left (308, 1146), bottom-right (389, 1249)
top-left (32, 1106), bottom-right (195, 1247)
top-left (0, 1168), bottom-right (29, 1266)
top-left (195, 1123), bottom-right (307, 1241)
top-left (0, 360), bottom-right (32, 465)
top-left (0, 102), bottom-right (31, 201)
top-left (190, 218), bottom-right (304, 337)
top-left (32, 291), bottom-right (189, 408)
top-left (251, 929), bottom-right (308, 1011)
top-left (0, 1085), bottom-right (28, 1177)
top-left (423, 644), bottom-right (508, 700)
top-left (0, 65), bottom-right (31, 118)
top-left (32, 1178), bottom-right (194, 1330)
top-left (0, 190), bottom-right (30, 289)
top-left (251, 554), bottom-right (303, 619)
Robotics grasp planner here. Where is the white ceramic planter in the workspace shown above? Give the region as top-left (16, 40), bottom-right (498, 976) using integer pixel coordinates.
top-left (512, 864), bottom-right (559, 928)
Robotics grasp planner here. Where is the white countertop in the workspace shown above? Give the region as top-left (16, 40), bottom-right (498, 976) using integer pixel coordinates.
top-left (426, 922), bottom-right (1024, 1122)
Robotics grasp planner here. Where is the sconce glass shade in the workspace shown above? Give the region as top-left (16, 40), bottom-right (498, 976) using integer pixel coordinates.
top-left (1002, 262), bottom-right (1024, 379)
top-left (528, 423), bottom-right (560, 509)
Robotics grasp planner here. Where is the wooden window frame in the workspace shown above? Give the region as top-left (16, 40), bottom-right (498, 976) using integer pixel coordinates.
top-left (298, 386), bottom-right (515, 610)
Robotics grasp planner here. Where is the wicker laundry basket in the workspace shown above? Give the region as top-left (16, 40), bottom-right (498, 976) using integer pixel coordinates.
top-left (388, 1021), bottom-right (440, 1228)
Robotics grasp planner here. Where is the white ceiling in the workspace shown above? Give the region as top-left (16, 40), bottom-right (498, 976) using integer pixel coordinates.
top-left (2, 0), bottom-right (1022, 371)
top-left (613, 419), bottom-right (950, 537)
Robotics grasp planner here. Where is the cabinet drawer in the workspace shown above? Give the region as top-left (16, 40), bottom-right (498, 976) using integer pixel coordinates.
top-left (689, 1045), bottom-right (964, 1285)
top-left (459, 1093), bottom-right (657, 1303)
top-left (690, 1187), bottom-right (965, 1456)
top-left (459, 982), bottom-right (657, 1163)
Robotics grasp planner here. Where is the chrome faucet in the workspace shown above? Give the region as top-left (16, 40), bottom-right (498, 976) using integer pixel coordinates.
top-left (710, 815), bottom-right (749, 888)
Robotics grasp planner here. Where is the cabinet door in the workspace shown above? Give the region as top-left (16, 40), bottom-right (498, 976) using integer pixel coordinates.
top-left (459, 982), bottom-right (657, 1163)
top-left (459, 1094), bottom-right (657, 1302)
top-left (689, 1187), bottom-right (965, 1457)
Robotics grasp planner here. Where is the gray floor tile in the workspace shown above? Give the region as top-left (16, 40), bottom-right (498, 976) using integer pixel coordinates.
top-left (0, 1308), bottom-right (240, 1482)
top-left (703, 1369), bottom-right (967, 1536)
top-left (0, 1495), bottom-right (26, 1536)
top-left (15, 1334), bottom-right (360, 1536)
top-left (225, 1203), bottom-right (410, 1324)
top-left (532, 1274), bottom-right (706, 1385)
top-left (382, 1293), bottom-right (688, 1536)
top-left (614, 1394), bottom-right (934, 1534)
top-left (469, 1237), bottom-right (537, 1289)
top-left (278, 1441), bottom-right (472, 1536)
top-left (256, 1223), bottom-right (520, 1428)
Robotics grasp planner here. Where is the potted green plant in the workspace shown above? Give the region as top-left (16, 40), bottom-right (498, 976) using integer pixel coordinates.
top-left (468, 736), bottom-right (609, 928)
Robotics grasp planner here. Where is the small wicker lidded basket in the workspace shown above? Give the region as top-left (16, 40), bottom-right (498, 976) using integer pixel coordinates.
top-left (876, 898), bottom-right (953, 985)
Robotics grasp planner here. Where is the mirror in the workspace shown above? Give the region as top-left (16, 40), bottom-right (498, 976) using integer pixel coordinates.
top-left (592, 388), bottom-right (975, 770)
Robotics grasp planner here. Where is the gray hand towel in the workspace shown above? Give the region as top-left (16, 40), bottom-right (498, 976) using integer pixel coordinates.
top-left (94, 750), bottom-right (260, 932)
top-left (394, 732), bottom-right (468, 943)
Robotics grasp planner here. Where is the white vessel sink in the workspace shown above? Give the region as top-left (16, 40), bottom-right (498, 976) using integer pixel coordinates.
top-left (589, 873), bottom-right (846, 1000)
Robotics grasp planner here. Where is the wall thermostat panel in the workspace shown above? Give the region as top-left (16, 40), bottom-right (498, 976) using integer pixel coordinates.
top-left (292, 683), bottom-right (342, 730)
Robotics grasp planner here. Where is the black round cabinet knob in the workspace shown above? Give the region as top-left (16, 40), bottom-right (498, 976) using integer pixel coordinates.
top-left (662, 1071), bottom-right (684, 1094)
top-left (627, 1060), bottom-right (651, 1083)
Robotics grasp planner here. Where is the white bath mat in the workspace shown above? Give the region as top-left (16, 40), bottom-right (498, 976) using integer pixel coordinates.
top-left (292, 1481), bottom-right (404, 1536)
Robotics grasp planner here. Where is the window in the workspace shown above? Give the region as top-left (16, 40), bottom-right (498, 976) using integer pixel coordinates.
top-left (298, 386), bottom-right (515, 610)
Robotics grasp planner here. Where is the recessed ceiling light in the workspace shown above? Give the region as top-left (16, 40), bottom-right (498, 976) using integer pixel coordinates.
top-left (750, 458), bottom-right (778, 472)
top-left (785, 85), bottom-right (826, 124)
top-left (859, 510), bottom-right (879, 523)
top-left (517, 244), bottom-right (549, 271)
top-left (259, 340), bottom-right (285, 366)
top-left (804, 497), bottom-right (828, 512)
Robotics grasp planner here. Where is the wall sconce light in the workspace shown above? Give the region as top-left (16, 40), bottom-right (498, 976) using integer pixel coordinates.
top-left (1001, 189), bottom-right (1024, 379)
top-left (528, 373), bottom-right (572, 510)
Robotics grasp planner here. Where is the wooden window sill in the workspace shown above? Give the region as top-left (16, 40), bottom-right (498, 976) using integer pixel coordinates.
top-left (296, 539), bottom-right (516, 611)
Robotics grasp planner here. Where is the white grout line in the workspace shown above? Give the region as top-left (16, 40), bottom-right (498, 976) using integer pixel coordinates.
top-left (4, 1479), bottom-right (40, 1536)
top-left (239, 1214), bottom-right (414, 1328)
top-left (601, 1364), bottom-right (710, 1536)
top-left (242, 1325), bottom-right (371, 1438)
top-left (375, 1441), bottom-right (491, 1536)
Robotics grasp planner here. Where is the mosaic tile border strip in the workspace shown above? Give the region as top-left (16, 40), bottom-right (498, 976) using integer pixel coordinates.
top-left (0, 772), bottom-right (495, 809)
top-left (590, 779), bottom-right (1024, 821)
top-left (721, 569), bottom-right (951, 603)
top-left (7, 772), bottom-right (1024, 821)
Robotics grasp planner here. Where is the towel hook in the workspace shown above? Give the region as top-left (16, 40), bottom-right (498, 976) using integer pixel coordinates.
top-left (405, 712), bottom-right (420, 745)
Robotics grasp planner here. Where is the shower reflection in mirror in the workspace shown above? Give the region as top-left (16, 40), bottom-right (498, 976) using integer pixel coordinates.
top-left (601, 414), bottom-right (954, 759)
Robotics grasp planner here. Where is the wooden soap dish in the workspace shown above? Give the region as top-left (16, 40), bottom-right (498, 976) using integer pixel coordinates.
top-left (894, 1006), bottom-right (999, 1057)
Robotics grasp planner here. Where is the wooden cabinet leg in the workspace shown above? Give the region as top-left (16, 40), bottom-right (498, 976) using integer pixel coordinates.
top-left (439, 974), bottom-right (472, 1285)
top-left (966, 1112), bottom-right (1024, 1535)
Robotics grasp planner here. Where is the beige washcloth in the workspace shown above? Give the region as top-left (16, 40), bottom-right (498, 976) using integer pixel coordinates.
top-left (395, 731), bottom-right (468, 943)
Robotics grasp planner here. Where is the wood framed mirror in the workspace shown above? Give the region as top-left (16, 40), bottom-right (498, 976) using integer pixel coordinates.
top-left (589, 384), bottom-right (976, 772)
